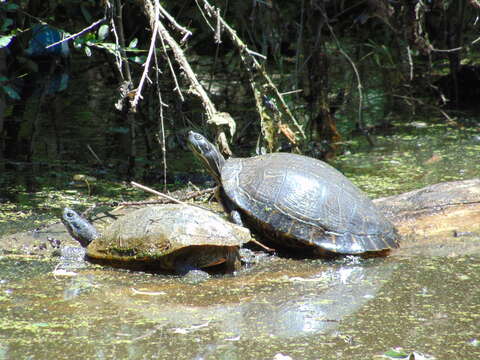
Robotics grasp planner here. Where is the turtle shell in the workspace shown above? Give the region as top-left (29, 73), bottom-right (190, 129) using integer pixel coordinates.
top-left (221, 153), bottom-right (399, 254)
top-left (86, 204), bottom-right (251, 271)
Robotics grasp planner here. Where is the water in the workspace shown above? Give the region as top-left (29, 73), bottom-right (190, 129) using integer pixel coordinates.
top-left (0, 249), bottom-right (479, 359)
top-left (1, 119), bottom-right (479, 359)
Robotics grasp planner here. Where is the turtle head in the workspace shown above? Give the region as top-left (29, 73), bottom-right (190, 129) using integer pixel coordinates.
top-left (187, 131), bottom-right (225, 184)
top-left (62, 208), bottom-right (99, 248)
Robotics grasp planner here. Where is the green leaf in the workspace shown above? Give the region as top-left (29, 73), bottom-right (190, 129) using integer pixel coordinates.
top-left (95, 42), bottom-right (119, 56)
top-left (1, 85), bottom-right (21, 100)
top-left (0, 35), bottom-right (14, 48)
top-left (130, 55), bottom-right (146, 64)
top-left (98, 24), bottom-right (109, 41)
top-left (129, 38), bottom-right (138, 49)
top-left (84, 46), bottom-right (92, 57)
top-left (5, 3), bottom-right (20, 11)
top-left (73, 39), bottom-right (83, 50)
top-left (384, 348), bottom-right (409, 358)
top-left (1, 18), bottom-right (14, 32)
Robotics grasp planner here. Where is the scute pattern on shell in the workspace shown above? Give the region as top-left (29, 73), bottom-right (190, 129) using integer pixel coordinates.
top-left (85, 204), bottom-right (251, 270)
top-left (222, 153), bottom-right (399, 254)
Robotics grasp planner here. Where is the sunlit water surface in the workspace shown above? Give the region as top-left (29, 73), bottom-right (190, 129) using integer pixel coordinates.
top-left (0, 250), bottom-right (479, 359)
top-left (1, 121), bottom-right (479, 359)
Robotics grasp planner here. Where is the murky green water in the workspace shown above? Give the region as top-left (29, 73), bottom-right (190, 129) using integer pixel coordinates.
top-left (1, 119), bottom-right (479, 359)
top-left (332, 121), bottom-right (480, 197)
top-left (1, 251), bottom-right (479, 359)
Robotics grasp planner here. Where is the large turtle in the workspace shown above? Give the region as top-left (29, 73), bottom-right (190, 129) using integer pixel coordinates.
top-left (187, 131), bottom-right (400, 256)
top-left (61, 204), bottom-right (251, 273)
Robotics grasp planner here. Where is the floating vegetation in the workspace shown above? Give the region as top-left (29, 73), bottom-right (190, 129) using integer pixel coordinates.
top-left (332, 121), bottom-right (480, 197)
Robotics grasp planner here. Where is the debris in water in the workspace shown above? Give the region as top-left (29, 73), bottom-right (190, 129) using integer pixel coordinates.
top-left (131, 288), bottom-right (166, 296)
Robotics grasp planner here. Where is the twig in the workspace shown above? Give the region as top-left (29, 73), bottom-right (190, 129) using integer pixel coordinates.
top-left (157, 4), bottom-right (192, 41)
top-left (181, 187), bottom-right (215, 200)
top-left (155, 113), bottom-right (168, 192)
top-left (130, 181), bottom-right (188, 205)
top-left (153, 39), bottom-right (168, 192)
top-left (114, 0), bottom-right (132, 83)
top-left (130, 0), bottom-right (159, 111)
top-left (131, 288), bottom-right (166, 296)
top-left (245, 49), bottom-right (267, 60)
top-left (144, 0), bottom-right (233, 154)
top-left (155, 11), bottom-right (215, 116)
top-left (45, 17), bottom-right (106, 49)
top-left (431, 46), bottom-right (463, 53)
top-left (130, 181), bottom-right (273, 251)
top-left (156, 16), bottom-right (184, 102)
top-left (392, 94), bottom-right (456, 123)
top-left (323, 13), bottom-right (374, 146)
top-left (406, 45), bottom-right (414, 81)
top-left (109, 8), bottom-right (123, 78)
top-left (280, 89), bottom-right (303, 96)
top-left (117, 200), bottom-right (173, 206)
top-left (194, 0), bottom-right (215, 32)
top-left (132, 325), bottom-right (162, 342)
top-left (95, 188), bottom-right (215, 208)
top-left (87, 144), bottom-right (104, 166)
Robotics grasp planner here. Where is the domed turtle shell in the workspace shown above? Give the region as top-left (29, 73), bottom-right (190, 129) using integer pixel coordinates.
top-left (64, 204), bottom-right (251, 272)
top-left (221, 152), bottom-right (399, 254)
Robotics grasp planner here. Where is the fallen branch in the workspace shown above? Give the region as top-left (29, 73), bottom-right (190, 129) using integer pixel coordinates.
top-left (116, 187), bottom-right (215, 207)
top-left (130, 181), bottom-right (273, 252)
top-left (130, 181), bottom-right (188, 205)
top-left (392, 94), bottom-right (457, 124)
top-left (143, 0), bottom-right (234, 155)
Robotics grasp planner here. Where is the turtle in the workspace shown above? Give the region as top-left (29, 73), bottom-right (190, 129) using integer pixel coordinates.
top-left (61, 204), bottom-right (252, 273)
top-left (187, 131), bottom-right (400, 256)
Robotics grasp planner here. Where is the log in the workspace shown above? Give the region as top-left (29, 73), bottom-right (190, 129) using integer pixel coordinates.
top-left (374, 178), bottom-right (480, 241)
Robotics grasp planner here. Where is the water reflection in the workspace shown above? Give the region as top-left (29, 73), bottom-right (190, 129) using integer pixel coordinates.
top-left (1, 253), bottom-right (479, 359)
top-left (94, 260), bottom-right (395, 339)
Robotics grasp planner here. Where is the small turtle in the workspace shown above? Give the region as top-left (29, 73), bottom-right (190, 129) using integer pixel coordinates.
top-left (61, 204), bottom-right (251, 273)
top-left (187, 131), bottom-right (399, 256)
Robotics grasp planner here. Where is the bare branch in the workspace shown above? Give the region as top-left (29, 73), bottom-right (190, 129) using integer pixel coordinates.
top-left (131, 181), bottom-right (188, 205)
top-left (130, 0), bottom-right (159, 111)
top-left (157, 22), bottom-right (185, 102)
top-left (144, 0), bottom-right (234, 155)
top-left (322, 13), bottom-right (374, 146)
top-left (157, 4), bottom-right (192, 42)
top-left (45, 17), bottom-right (106, 49)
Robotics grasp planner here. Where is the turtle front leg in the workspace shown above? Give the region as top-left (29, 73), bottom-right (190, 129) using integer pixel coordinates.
top-left (216, 187), bottom-right (245, 226)
top-left (229, 210), bottom-right (244, 226)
